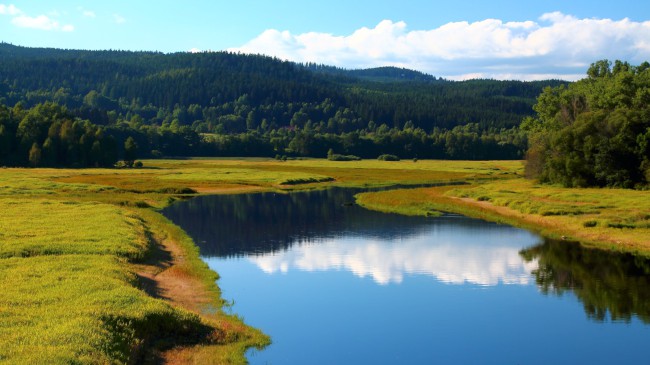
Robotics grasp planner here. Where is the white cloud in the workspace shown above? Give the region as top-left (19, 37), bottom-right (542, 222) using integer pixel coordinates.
top-left (113, 13), bottom-right (126, 24)
top-left (1, 4), bottom-right (74, 32)
top-left (0, 4), bottom-right (21, 16)
top-left (229, 13), bottom-right (650, 81)
top-left (11, 14), bottom-right (74, 32)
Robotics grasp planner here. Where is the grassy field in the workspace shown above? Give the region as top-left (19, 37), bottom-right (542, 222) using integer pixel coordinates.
top-left (2, 157), bottom-right (648, 363)
top-left (0, 165), bottom-right (271, 364)
top-left (356, 169), bottom-right (650, 255)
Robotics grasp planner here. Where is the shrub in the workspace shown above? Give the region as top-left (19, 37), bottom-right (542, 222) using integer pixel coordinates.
top-left (377, 154), bottom-right (400, 161)
top-left (328, 154), bottom-right (361, 161)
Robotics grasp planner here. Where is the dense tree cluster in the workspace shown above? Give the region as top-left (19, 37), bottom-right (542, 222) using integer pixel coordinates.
top-left (0, 43), bottom-right (565, 162)
top-left (0, 102), bottom-right (118, 167)
top-left (523, 60), bottom-right (650, 188)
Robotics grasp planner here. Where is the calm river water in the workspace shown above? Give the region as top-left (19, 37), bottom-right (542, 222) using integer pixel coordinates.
top-left (162, 188), bottom-right (650, 365)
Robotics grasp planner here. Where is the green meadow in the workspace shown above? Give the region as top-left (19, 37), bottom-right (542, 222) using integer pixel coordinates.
top-left (356, 170), bottom-right (650, 255)
top-left (0, 165), bottom-right (270, 364)
top-left (2, 158), bottom-right (649, 364)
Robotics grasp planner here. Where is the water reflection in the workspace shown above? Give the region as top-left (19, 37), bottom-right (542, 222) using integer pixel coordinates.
top-left (162, 187), bottom-right (650, 324)
top-left (163, 188), bottom-right (542, 285)
top-left (164, 188), bottom-right (441, 257)
top-left (521, 240), bottom-right (650, 323)
top-left (251, 233), bottom-right (539, 286)
top-left (164, 187), bottom-right (650, 363)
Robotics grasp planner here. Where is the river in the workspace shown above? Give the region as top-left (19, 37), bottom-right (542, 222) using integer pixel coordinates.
top-left (162, 187), bottom-right (650, 364)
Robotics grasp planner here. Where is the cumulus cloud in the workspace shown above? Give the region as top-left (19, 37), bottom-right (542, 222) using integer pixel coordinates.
top-left (1, 3), bottom-right (74, 32)
top-left (229, 13), bottom-right (650, 80)
top-left (0, 3), bottom-right (21, 15)
top-left (11, 14), bottom-right (74, 32)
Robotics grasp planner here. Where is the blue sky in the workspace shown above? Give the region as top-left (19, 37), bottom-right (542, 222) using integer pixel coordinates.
top-left (1, 0), bottom-right (649, 80)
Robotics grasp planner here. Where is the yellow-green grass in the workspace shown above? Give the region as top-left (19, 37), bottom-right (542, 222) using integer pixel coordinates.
top-left (11, 159), bottom-right (520, 199)
top-left (183, 158), bottom-right (521, 187)
top-left (354, 189), bottom-right (444, 217)
top-left (0, 166), bottom-right (270, 364)
top-left (0, 198), bottom-right (206, 364)
top-left (0, 199), bottom-right (147, 259)
top-left (446, 179), bottom-right (650, 252)
top-left (143, 158), bottom-right (521, 190)
top-left (357, 177), bottom-right (650, 255)
top-left (0, 255), bottom-right (202, 364)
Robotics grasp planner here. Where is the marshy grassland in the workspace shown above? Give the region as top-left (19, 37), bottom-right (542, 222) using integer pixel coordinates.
top-left (1, 157), bottom-right (648, 364)
top-left (355, 165), bottom-right (650, 255)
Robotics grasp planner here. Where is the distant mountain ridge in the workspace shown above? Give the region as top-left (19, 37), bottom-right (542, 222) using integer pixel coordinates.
top-left (301, 63), bottom-right (443, 82)
top-left (0, 42), bottom-right (572, 163)
top-left (0, 42), bottom-right (564, 132)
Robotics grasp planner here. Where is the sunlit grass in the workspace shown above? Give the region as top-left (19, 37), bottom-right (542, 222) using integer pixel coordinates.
top-left (144, 158), bottom-right (522, 188)
top-left (0, 199), bottom-right (147, 259)
top-left (0, 163), bottom-right (272, 364)
top-left (358, 177), bottom-right (650, 255)
top-left (0, 255), bottom-right (204, 364)
top-left (447, 179), bottom-right (650, 251)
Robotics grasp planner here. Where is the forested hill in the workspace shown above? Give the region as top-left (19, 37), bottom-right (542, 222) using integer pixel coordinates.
top-left (301, 64), bottom-right (442, 82)
top-left (0, 42), bottom-right (567, 163)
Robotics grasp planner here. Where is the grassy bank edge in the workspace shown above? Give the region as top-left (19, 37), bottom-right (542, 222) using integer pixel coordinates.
top-left (133, 208), bottom-right (271, 363)
top-left (355, 185), bottom-right (650, 257)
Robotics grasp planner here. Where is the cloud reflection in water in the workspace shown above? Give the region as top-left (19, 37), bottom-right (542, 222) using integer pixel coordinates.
top-left (250, 229), bottom-right (540, 286)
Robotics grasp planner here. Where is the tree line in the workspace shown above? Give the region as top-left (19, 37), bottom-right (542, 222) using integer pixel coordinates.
top-left (0, 42), bottom-right (565, 164)
top-left (0, 102), bottom-right (119, 167)
top-left (523, 60), bottom-right (650, 188)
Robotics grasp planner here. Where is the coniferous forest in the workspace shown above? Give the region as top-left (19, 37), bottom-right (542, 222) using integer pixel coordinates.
top-left (0, 42), bottom-right (566, 165)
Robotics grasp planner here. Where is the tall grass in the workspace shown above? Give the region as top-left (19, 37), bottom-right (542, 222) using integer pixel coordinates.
top-left (0, 254), bottom-right (204, 364)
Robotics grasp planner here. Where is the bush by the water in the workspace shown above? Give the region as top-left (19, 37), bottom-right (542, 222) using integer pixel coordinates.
top-left (377, 154), bottom-right (400, 161)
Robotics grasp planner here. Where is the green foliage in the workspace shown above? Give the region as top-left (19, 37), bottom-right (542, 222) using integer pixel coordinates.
top-left (0, 166), bottom-right (271, 363)
top-left (0, 43), bottom-right (565, 161)
top-left (0, 102), bottom-right (118, 167)
top-left (123, 136), bottom-right (138, 165)
top-left (377, 154), bottom-right (400, 161)
top-left (327, 153), bottom-right (361, 161)
top-left (525, 60), bottom-right (650, 188)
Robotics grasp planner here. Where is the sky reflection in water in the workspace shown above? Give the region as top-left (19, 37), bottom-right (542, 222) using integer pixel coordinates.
top-left (249, 228), bottom-right (540, 286)
top-left (163, 188), bottom-right (650, 365)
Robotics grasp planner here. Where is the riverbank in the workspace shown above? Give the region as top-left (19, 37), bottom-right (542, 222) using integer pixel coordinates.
top-left (356, 179), bottom-right (650, 256)
top-left (0, 166), bottom-right (271, 364)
